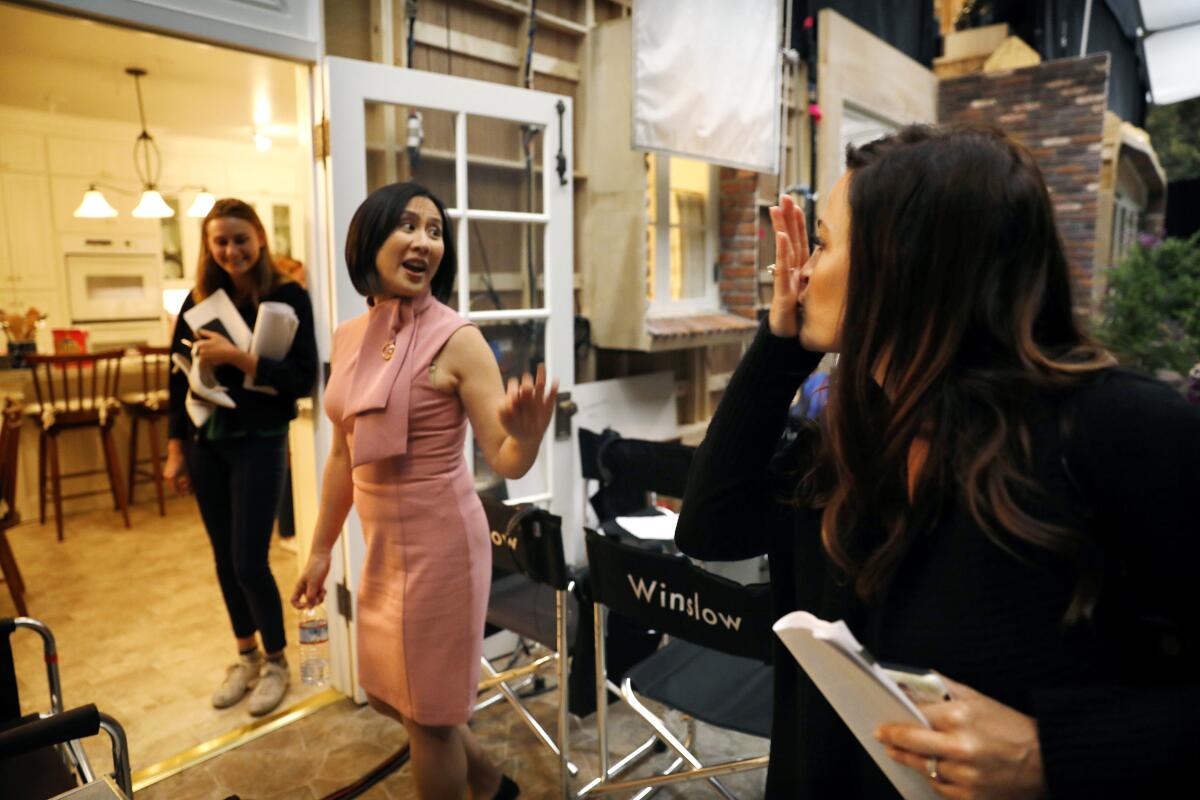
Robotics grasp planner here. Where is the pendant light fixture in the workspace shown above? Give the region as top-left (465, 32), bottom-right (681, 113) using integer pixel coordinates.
top-left (73, 184), bottom-right (119, 218)
top-left (186, 189), bottom-right (216, 218)
top-left (126, 67), bottom-right (173, 219)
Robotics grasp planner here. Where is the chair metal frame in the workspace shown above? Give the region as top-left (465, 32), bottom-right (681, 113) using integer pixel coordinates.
top-left (580, 530), bottom-right (771, 799)
top-left (474, 498), bottom-right (577, 797)
top-left (3, 617), bottom-right (132, 797)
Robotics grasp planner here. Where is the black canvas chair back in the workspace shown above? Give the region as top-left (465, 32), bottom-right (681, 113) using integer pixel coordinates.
top-left (585, 529), bottom-right (772, 663)
top-left (482, 497), bottom-right (569, 590)
top-left (579, 427), bottom-right (695, 521)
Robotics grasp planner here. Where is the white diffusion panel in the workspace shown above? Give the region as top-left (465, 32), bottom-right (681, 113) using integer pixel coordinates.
top-left (633, 0), bottom-right (782, 173)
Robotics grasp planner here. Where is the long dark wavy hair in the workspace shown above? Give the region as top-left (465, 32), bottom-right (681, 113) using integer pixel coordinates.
top-left (797, 124), bottom-right (1114, 623)
top-left (195, 198), bottom-right (291, 305)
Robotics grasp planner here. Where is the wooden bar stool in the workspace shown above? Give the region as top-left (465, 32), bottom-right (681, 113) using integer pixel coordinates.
top-left (26, 351), bottom-right (131, 541)
top-left (122, 345), bottom-right (170, 516)
top-left (0, 398), bottom-right (27, 615)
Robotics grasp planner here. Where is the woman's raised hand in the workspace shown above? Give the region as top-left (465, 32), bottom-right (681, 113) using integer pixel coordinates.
top-left (766, 193), bottom-right (810, 338)
top-left (499, 363), bottom-right (559, 445)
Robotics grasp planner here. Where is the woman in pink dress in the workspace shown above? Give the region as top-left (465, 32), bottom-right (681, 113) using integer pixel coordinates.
top-left (291, 182), bottom-right (556, 800)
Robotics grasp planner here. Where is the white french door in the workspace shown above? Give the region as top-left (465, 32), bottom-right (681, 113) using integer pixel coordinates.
top-left (318, 56), bottom-right (575, 698)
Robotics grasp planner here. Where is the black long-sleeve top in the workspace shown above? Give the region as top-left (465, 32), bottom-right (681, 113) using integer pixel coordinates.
top-left (676, 323), bottom-right (1200, 799)
top-left (168, 281), bottom-right (318, 440)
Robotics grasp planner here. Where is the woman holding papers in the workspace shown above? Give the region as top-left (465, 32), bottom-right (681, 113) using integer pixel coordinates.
top-left (677, 125), bottom-right (1199, 799)
top-left (292, 182), bottom-right (555, 800)
top-left (165, 198), bottom-right (318, 717)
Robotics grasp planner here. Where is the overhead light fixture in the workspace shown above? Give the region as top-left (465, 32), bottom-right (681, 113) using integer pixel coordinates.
top-left (126, 67), bottom-right (173, 218)
top-left (73, 184), bottom-right (118, 218)
top-left (73, 67), bottom-right (179, 219)
top-left (132, 189), bottom-right (174, 218)
top-left (186, 189), bottom-right (216, 218)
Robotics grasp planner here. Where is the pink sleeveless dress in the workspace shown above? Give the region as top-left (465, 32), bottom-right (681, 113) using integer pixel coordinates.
top-left (323, 293), bottom-right (490, 725)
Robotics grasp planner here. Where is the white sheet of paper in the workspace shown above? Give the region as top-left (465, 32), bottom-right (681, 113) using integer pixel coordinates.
top-left (773, 611), bottom-right (942, 800)
top-left (182, 289), bottom-right (252, 352)
top-left (614, 509), bottom-right (679, 541)
top-left (243, 301), bottom-right (299, 395)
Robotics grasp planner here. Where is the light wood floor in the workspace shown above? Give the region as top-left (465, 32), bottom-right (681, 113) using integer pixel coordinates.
top-left (2, 493), bottom-right (322, 777)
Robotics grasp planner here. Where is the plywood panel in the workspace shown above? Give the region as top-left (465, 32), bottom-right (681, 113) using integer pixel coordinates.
top-left (816, 9), bottom-right (937, 215)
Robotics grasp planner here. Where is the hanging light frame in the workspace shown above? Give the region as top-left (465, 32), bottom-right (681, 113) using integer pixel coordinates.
top-left (126, 67), bottom-right (173, 218)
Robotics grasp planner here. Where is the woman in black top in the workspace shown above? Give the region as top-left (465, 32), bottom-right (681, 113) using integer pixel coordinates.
top-left (165, 198), bottom-right (318, 717)
top-left (676, 125), bottom-right (1199, 799)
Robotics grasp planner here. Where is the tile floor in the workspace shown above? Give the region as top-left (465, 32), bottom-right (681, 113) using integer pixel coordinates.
top-left (4, 497), bottom-right (770, 799)
top-left (3, 494), bottom-right (322, 778)
top-left (137, 681), bottom-right (769, 799)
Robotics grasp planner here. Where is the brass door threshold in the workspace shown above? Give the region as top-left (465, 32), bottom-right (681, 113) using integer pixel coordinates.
top-left (130, 687), bottom-right (344, 792)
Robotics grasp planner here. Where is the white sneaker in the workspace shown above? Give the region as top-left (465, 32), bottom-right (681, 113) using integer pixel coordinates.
top-left (212, 653), bottom-right (262, 709)
top-left (248, 660), bottom-right (289, 717)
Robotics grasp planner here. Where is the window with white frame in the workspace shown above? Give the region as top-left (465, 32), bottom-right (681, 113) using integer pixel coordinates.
top-left (1112, 191), bottom-right (1142, 264)
top-left (646, 154), bottom-right (717, 314)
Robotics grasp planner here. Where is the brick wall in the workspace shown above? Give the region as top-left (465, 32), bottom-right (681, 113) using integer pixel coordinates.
top-left (939, 54), bottom-right (1110, 306)
top-left (717, 167), bottom-right (760, 319)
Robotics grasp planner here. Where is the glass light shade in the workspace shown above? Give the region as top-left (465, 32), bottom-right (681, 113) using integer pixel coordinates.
top-left (186, 190), bottom-right (215, 218)
top-left (132, 189), bottom-right (174, 218)
top-left (73, 188), bottom-right (118, 218)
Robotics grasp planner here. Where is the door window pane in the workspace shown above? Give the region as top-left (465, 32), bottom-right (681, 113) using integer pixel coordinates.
top-left (364, 102), bottom-right (456, 205)
top-left (461, 220), bottom-right (545, 311)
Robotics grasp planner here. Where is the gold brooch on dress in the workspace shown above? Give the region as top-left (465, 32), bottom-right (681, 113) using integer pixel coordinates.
top-left (381, 340), bottom-right (396, 361)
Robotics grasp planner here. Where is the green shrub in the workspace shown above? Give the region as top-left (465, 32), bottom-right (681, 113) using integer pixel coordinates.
top-left (1096, 233), bottom-right (1200, 375)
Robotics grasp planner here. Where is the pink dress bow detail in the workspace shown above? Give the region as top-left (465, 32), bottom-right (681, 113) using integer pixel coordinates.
top-left (342, 291), bottom-right (434, 467)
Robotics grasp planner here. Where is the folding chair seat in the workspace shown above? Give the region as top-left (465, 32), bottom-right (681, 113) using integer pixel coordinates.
top-left (623, 641), bottom-right (773, 740)
top-left (582, 529), bottom-right (772, 798)
top-left (476, 497), bottom-right (581, 797)
top-left (0, 617), bottom-right (132, 799)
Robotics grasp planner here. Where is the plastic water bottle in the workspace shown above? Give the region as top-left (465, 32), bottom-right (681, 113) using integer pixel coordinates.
top-left (299, 605), bottom-right (329, 686)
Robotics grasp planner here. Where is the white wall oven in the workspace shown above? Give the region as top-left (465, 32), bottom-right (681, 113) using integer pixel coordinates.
top-left (62, 236), bottom-right (162, 324)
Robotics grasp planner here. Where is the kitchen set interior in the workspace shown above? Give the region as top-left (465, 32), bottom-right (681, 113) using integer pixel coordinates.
top-left (0, 0), bottom-right (323, 775)
top-left (0, 2), bottom-right (312, 515)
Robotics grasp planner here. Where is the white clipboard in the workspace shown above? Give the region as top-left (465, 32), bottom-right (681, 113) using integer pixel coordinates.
top-left (181, 289), bottom-right (252, 352)
top-left (773, 611), bottom-right (943, 800)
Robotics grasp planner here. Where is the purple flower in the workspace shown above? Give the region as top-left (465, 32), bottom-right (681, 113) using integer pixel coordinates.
top-left (1138, 232), bottom-right (1163, 250)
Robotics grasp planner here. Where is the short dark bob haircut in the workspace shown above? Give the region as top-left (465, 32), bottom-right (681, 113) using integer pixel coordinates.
top-left (344, 181), bottom-right (457, 304)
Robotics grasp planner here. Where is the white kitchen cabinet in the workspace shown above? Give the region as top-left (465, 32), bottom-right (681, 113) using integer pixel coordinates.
top-left (1, 172), bottom-right (58, 290)
top-left (0, 130), bottom-right (47, 173)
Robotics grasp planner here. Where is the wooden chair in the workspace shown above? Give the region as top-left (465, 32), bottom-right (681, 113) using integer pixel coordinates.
top-left (121, 346), bottom-right (170, 516)
top-left (26, 351), bottom-right (131, 541)
top-left (0, 399), bottom-right (27, 616)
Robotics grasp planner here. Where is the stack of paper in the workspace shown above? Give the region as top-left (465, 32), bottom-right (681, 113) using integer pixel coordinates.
top-left (614, 508), bottom-right (679, 541)
top-left (243, 301), bottom-right (299, 395)
top-left (772, 611), bottom-right (942, 800)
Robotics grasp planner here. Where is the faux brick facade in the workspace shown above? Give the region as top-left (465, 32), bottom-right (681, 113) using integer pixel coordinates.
top-left (940, 54), bottom-right (1110, 307)
top-left (717, 167), bottom-right (760, 319)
